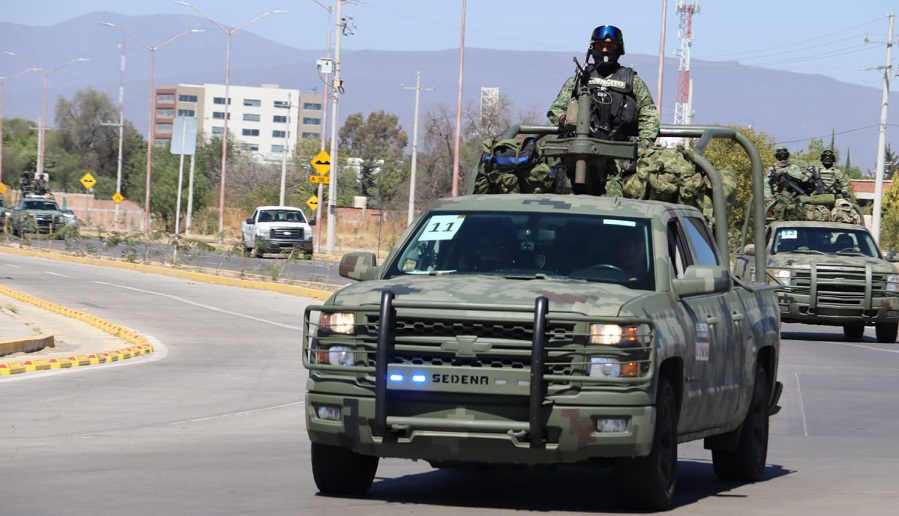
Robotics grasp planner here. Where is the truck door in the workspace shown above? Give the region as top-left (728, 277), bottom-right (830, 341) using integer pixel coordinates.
top-left (668, 217), bottom-right (743, 431)
top-left (242, 210), bottom-right (258, 248)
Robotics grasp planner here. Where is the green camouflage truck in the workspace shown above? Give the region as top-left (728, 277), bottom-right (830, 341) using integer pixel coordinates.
top-left (301, 124), bottom-right (782, 510)
top-left (733, 219), bottom-right (899, 342)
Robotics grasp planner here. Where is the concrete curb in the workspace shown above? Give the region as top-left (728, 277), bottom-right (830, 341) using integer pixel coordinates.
top-left (0, 285), bottom-right (155, 376)
top-left (0, 333), bottom-right (55, 355)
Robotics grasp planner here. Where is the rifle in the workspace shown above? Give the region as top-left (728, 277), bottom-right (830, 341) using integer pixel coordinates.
top-left (807, 165), bottom-right (826, 194)
top-left (773, 171), bottom-right (808, 196)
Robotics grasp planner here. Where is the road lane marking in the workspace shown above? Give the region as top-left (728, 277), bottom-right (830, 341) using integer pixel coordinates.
top-left (794, 371), bottom-right (809, 437)
top-left (169, 401), bottom-right (305, 425)
top-left (45, 271), bottom-right (77, 279)
top-left (93, 281), bottom-right (303, 330)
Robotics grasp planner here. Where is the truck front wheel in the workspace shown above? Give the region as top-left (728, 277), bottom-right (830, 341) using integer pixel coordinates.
top-left (875, 322), bottom-right (898, 343)
top-left (712, 366), bottom-right (769, 482)
top-left (613, 376), bottom-right (678, 511)
top-left (310, 442), bottom-right (378, 496)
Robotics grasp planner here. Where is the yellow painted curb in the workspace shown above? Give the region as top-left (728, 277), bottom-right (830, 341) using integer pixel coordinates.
top-left (0, 286), bottom-right (155, 376)
top-left (0, 333), bottom-right (55, 356)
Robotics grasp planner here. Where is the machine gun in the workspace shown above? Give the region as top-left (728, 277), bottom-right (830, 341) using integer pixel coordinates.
top-left (773, 170), bottom-right (811, 197)
top-left (807, 165), bottom-right (826, 195)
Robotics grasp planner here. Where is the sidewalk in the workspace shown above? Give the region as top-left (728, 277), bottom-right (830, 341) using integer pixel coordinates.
top-left (0, 288), bottom-right (154, 375)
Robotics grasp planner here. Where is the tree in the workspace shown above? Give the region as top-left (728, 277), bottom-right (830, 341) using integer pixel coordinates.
top-left (53, 88), bottom-right (144, 197)
top-left (1, 118), bottom-right (39, 188)
top-left (338, 111), bottom-right (408, 208)
top-left (702, 124), bottom-right (778, 249)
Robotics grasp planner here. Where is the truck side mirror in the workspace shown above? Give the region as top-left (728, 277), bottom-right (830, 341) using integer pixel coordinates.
top-left (672, 265), bottom-right (733, 298)
top-left (308, 219), bottom-right (316, 226)
top-left (339, 252), bottom-right (379, 281)
top-left (245, 217), bottom-right (254, 224)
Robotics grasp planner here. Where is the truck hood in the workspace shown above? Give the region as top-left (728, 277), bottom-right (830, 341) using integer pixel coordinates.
top-left (328, 275), bottom-right (654, 317)
top-left (768, 253), bottom-right (896, 272)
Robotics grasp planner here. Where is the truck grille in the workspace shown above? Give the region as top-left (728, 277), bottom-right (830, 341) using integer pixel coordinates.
top-left (304, 303), bottom-right (654, 388)
top-left (787, 264), bottom-right (893, 313)
top-left (270, 227), bottom-right (304, 240)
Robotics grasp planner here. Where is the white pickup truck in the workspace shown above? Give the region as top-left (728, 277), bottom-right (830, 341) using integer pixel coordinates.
top-left (241, 205), bottom-right (314, 258)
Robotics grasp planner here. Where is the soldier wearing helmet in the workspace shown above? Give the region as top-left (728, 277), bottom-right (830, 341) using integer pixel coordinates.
top-left (547, 25), bottom-right (659, 149)
top-left (546, 25), bottom-right (659, 196)
top-left (816, 149), bottom-right (851, 200)
top-left (764, 147), bottom-right (812, 202)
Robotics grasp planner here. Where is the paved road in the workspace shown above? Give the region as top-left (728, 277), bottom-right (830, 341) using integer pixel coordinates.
top-left (1, 250), bottom-right (898, 515)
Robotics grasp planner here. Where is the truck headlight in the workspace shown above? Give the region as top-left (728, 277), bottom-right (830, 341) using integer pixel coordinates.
top-left (589, 324), bottom-right (646, 345)
top-left (320, 312), bottom-right (355, 334)
top-left (887, 274), bottom-right (899, 292)
top-left (255, 227), bottom-right (266, 237)
top-left (770, 268), bottom-right (791, 286)
top-left (589, 357), bottom-right (640, 378)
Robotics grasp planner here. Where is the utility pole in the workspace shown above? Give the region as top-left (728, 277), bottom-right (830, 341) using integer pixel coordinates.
top-left (451, 0), bottom-right (467, 197)
top-left (656, 0), bottom-right (668, 123)
top-left (327, 1), bottom-right (353, 254)
top-left (866, 12), bottom-right (895, 244)
top-left (402, 71), bottom-right (434, 225)
top-left (312, 0), bottom-right (336, 254)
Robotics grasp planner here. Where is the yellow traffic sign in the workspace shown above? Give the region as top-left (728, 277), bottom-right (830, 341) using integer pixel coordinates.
top-left (309, 175), bottom-right (330, 184)
top-left (0, 182), bottom-right (6, 194)
top-left (310, 150), bottom-right (331, 176)
top-left (112, 192), bottom-right (124, 204)
top-left (80, 172), bottom-right (97, 189)
top-left (306, 195), bottom-right (319, 211)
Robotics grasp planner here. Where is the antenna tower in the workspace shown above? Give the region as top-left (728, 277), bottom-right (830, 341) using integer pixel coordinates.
top-left (673, 0), bottom-right (700, 125)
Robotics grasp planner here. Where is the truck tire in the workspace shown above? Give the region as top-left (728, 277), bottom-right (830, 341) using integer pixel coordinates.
top-left (311, 442), bottom-right (378, 496)
top-left (712, 366), bottom-right (769, 482)
top-left (875, 322), bottom-right (898, 343)
top-left (613, 376), bottom-right (678, 511)
top-left (843, 324), bottom-right (865, 341)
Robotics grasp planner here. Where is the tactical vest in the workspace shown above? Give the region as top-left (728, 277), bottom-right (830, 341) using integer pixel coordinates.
top-left (585, 65), bottom-right (639, 141)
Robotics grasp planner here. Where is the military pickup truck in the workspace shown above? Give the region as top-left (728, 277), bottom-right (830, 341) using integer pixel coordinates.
top-left (9, 194), bottom-right (67, 238)
top-left (733, 219), bottom-right (899, 342)
top-left (241, 205), bottom-right (314, 258)
top-left (301, 125), bottom-right (782, 510)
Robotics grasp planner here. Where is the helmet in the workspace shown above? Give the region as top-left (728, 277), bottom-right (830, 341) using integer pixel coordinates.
top-left (775, 147), bottom-right (789, 160)
top-left (591, 25), bottom-right (625, 55)
top-left (821, 149), bottom-right (835, 164)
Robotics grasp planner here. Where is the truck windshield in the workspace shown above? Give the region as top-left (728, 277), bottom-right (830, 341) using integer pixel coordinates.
top-left (23, 201), bottom-right (59, 210)
top-left (385, 211), bottom-right (654, 290)
top-left (772, 226), bottom-right (881, 258)
top-left (260, 210), bottom-right (305, 223)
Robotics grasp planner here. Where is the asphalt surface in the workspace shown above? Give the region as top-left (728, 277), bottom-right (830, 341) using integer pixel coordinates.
top-left (0, 244), bottom-right (332, 376)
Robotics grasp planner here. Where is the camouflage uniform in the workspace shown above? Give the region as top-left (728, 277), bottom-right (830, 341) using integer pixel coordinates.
top-left (547, 69), bottom-right (659, 148)
top-left (764, 160), bottom-right (811, 201)
top-left (817, 164), bottom-right (851, 199)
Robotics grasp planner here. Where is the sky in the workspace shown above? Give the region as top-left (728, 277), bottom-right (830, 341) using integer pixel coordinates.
top-left (1, 0), bottom-right (896, 90)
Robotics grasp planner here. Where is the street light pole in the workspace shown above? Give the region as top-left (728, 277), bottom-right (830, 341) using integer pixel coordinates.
top-left (174, 2), bottom-right (287, 239)
top-left (101, 22), bottom-right (201, 233)
top-left (5, 52), bottom-right (88, 181)
top-left (39, 59), bottom-right (90, 178)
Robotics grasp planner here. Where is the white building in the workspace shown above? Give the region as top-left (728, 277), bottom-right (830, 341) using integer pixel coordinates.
top-left (154, 83), bottom-right (324, 160)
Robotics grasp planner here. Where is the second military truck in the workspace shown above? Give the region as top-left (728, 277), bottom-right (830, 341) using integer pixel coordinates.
top-left (733, 219), bottom-right (899, 342)
top-left (302, 125), bottom-right (782, 510)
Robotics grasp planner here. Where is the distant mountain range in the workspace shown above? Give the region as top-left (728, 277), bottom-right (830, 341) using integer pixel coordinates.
top-left (2, 12), bottom-right (897, 173)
